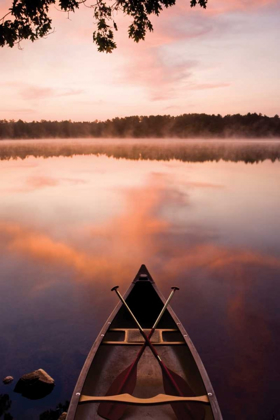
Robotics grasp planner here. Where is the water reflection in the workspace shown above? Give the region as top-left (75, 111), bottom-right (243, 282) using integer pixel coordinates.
top-left (0, 142), bottom-right (279, 419)
top-left (0, 139), bottom-right (280, 163)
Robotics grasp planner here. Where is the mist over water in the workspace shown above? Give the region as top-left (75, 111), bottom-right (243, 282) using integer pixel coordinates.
top-left (0, 138), bottom-right (280, 163)
top-left (0, 139), bottom-right (280, 419)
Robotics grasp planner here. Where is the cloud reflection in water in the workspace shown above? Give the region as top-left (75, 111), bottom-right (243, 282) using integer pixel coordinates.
top-left (0, 146), bottom-right (279, 419)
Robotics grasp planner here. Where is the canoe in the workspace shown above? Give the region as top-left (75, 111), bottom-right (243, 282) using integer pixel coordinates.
top-left (67, 265), bottom-right (223, 420)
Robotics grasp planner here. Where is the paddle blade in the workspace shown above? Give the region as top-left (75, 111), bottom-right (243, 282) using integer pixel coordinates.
top-left (98, 363), bottom-right (137, 420)
top-left (163, 368), bottom-right (205, 420)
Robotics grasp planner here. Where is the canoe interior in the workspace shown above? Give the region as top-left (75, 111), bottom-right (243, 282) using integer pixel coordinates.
top-left (73, 279), bottom-right (216, 419)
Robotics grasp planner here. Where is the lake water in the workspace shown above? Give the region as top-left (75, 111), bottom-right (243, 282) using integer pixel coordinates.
top-left (0, 139), bottom-right (280, 420)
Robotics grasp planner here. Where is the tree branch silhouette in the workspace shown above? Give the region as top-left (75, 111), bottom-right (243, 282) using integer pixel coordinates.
top-left (0, 0), bottom-right (207, 52)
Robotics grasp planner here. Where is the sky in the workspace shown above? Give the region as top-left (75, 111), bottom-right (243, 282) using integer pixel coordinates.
top-left (0, 0), bottom-right (280, 121)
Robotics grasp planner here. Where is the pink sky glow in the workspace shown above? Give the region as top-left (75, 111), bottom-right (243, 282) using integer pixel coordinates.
top-left (0, 0), bottom-right (279, 121)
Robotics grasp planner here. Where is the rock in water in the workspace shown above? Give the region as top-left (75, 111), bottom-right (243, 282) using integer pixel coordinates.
top-left (3, 376), bottom-right (14, 385)
top-left (14, 369), bottom-right (55, 400)
top-left (58, 413), bottom-right (67, 420)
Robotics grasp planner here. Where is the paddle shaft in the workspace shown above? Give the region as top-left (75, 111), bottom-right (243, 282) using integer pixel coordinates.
top-left (116, 287), bottom-right (178, 388)
top-left (133, 286), bottom-right (178, 363)
top-left (114, 288), bottom-right (196, 419)
top-left (97, 287), bottom-right (179, 419)
top-left (114, 288), bottom-right (173, 365)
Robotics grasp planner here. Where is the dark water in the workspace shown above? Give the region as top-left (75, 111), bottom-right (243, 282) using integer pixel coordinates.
top-left (0, 139), bottom-right (280, 420)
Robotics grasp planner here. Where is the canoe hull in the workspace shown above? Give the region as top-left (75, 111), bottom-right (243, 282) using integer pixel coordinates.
top-left (67, 265), bottom-right (223, 420)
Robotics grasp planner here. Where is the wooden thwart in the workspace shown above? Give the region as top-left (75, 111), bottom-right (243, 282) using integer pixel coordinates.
top-left (103, 328), bottom-right (185, 346)
top-left (80, 393), bottom-right (210, 405)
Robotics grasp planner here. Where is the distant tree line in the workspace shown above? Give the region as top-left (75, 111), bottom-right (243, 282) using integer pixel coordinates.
top-left (0, 113), bottom-right (280, 139)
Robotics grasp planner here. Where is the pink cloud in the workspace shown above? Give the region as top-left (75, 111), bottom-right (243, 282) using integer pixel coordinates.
top-left (26, 176), bottom-right (86, 191)
top-left (184, 181), bottom-right (225, 189)
top-left (121, 52), bottom-right (196, 100)
top-left (209, 0), bottom-right (279, 14)
top-left (119, 45), bottom-right (230, 100)
top-left (20, 87), bottom-right (54, 100)
top-left (61, 177), bottom-right (86, 185)
top-left (20, 86), bottom-right (83, 100)
top-left (187, 82), bottom-right (230, 90)
top-left (172, 0), bottom-right (279, 16)
top-left (0, 107), bottom-right (36, 114)
top-left (106, 0), bottom-right (277, 103)
top-left (2, 176), bottom-right (86, 194)
top-left (113, 6), bottom-right (232, 100)
top-left (26, 176), bottom-right (59, 189)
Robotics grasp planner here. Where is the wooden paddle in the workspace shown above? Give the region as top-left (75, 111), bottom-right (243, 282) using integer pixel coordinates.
top-left (111, 287), bottom-right (205, 420)
top-left (97, 286), bottom-right (179, 420)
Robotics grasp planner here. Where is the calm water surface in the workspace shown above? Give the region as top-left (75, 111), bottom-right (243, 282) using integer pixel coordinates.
top-left (0, 139), bottom-right (280, 419)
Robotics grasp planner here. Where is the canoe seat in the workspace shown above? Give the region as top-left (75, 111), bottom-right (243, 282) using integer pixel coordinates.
top-left (79, 393), bottom-right (210, 405)
top-left (102, 328), bottom-right (186, 346)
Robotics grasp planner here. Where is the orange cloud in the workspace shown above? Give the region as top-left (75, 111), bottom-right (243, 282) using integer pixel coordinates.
top-left (0, 174), bottom-right (279, 290)
top-left (0, 176), bottom-right (171, 284)
top-left (162, 244), bottom-right (280, 281)
top-left (0, 222), bottom-right (115, 280)
top-left (89, 184), bottom-right (170, 246)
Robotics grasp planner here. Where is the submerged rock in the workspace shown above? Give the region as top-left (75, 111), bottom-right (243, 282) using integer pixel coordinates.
top-left (39, 401), bottom-right (69, 420)
top-left (14, 369), bottom-right (55, 400)
top-left (3, 376), bottom-right (14, 385)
